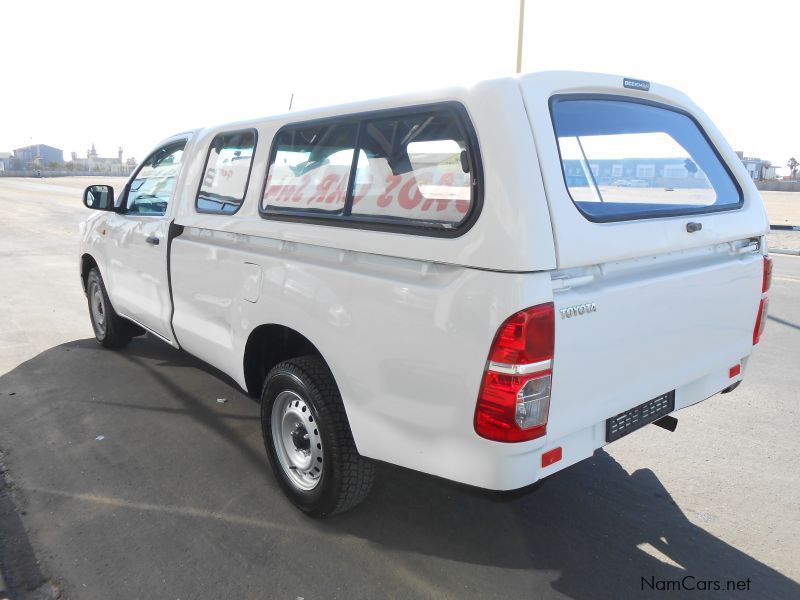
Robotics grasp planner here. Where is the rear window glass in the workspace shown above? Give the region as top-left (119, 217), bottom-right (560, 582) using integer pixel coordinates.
top-left (551, 97), bottom-right (742, 222)
top-left (197, 130), bottom-right (256, 214)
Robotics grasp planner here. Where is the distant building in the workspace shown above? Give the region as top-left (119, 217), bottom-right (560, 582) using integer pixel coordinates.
top-left (11, 144), bottom-right (64, 169)
top-left (71, 144), bottom-right (133, 173)
top-left (0, 151), bottom-right (12, 172)
top-left (563, 157), bottom-right (711, 189)
top-left (562, 151), bottom-right (779, 189)
top-left (735, 151), bottom-right (778, 181)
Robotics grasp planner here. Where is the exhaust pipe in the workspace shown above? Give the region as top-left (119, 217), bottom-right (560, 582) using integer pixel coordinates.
top-left (721, 381), bottom-right (741, 394)
top-left (653, 415), bottom-right (678, 432)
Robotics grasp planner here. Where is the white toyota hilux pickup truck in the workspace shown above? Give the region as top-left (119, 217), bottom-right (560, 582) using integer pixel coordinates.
top-left (79, 71), bottom-right (771, 516)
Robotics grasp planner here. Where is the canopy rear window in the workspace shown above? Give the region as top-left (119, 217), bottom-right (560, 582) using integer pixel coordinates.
top-left (550, 96), bottom-right (743, 222)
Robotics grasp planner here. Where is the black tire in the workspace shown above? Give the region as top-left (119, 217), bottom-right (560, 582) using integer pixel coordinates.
top-left (261, 356), bottom-right (374, 517)
top-left (86, 268), bottom-right (132, 349)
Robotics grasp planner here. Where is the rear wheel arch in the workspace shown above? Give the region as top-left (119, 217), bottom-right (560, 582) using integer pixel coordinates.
top-left (261, 355), bottom-right (375, 516)
top-left (243, 324), bottom-right (327, 398)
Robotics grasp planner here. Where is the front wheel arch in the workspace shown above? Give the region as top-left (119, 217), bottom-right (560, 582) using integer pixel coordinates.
top-left (80, 253), bottom-right (99, 295)
top-left (85, 267), bottom-right (133, 349)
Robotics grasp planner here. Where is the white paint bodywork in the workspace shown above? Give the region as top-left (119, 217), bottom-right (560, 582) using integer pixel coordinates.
top-left (79, 72), bottom-right (769, 490)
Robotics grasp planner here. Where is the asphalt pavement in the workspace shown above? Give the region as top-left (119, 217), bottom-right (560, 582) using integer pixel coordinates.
top-left (0, 177), bottom-right (798, 599)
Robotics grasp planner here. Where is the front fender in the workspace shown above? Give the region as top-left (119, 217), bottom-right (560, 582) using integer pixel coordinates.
top-left (79, 212), bottom-right (111, 293)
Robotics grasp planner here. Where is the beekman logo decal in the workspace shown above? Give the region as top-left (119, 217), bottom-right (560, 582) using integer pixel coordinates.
top-left (623, 77), bottom-right (651, 91)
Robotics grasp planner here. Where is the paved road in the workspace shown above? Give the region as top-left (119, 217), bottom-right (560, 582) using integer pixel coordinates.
top-left (1, 178), bottom-right (798, 599)
top-left (758, 190), bottom-right (800, 226)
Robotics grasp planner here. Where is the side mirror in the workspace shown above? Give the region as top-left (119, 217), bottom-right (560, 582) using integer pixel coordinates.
top-left (83, 185), bottom-right (115, 211)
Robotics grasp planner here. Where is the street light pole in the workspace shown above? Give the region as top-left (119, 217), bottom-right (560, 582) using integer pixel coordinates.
top-left (516, 0), bottom-right (526, 74)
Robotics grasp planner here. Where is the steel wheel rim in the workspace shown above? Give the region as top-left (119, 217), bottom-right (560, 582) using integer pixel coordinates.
top-left (271, 390), bottom-right (323, 491)
top-left (89, 280), bottom-right (106, 337)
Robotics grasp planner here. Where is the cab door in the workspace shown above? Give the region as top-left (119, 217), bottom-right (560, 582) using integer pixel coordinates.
top-left (104, 139), bottom-right (188, 344)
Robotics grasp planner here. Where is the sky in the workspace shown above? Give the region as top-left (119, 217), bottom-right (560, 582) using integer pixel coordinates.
top-left (1, 0), bottom-right (797, 173)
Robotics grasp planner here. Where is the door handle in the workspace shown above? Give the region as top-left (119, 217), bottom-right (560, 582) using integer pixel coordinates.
top-left (146, 235), bottom-right (160, 246)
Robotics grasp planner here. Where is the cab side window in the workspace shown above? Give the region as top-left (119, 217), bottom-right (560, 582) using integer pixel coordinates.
top-left (125, 141), bottom-right (186, 216)
top-left (196, 130), bottom-right (257, 214)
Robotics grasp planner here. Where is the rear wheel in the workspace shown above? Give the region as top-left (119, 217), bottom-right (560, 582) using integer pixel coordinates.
top-left (86, 268), bottom-right (132, 349)
top-left (261, 356), bottom-right (374, 517)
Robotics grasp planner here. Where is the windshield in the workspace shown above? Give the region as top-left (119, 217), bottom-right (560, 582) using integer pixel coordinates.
top-left (551, 97), bottom-right (742, 222)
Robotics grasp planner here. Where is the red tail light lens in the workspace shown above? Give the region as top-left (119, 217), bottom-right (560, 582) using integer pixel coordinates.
top-left (488, 303), bottom-right (555, 364)
top-left (753, 297), bottom-right (769, 345)
top-left (753, 255), bottom-right (771, 345)
top-left (475, 303), bottom-right (555, 443)
top-left (763, 255), bottom-right (773, 293)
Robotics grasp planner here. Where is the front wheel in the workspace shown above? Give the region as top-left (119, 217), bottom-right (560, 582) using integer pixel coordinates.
top-left (261, 356), bottom-right (374, 517)
top-left (86, 268), bottom-right (132, 349)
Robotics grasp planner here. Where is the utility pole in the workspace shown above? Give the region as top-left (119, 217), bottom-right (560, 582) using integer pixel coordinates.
top-left (516, 0), bottom-right (526, 74)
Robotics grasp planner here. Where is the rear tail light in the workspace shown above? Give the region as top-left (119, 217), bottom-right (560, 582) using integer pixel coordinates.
top-left (753, 255), bottom-right (771, 345)
top-left (753, 296), bottom-right (769, 345)
top-left (763, 255), bottom-right (773, 293)
top-left (474, 303), bottom-right (554, 443)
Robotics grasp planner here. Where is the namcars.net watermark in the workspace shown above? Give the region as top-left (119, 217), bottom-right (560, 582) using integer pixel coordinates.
top-left (642, 576), bottom-right (752, 592)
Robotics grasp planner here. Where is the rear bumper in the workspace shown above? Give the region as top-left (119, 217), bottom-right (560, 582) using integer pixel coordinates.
top-left (463, 360), bottom-right (747, 491)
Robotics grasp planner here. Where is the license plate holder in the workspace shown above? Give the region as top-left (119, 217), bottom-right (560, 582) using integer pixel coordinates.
top-left (606, 391), bottom-right (675, 442)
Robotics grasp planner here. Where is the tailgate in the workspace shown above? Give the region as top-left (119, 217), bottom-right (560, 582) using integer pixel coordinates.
top-left (547, 243), bottom-right (763, 438)
top-left (518, 72), bottom-right (769, 436)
